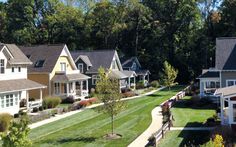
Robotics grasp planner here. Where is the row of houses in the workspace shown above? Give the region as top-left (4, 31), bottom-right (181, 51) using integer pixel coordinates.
top-left (198, 37), bottom-right (236, 127)
top-left (0, 43), bottom-right (150, 115)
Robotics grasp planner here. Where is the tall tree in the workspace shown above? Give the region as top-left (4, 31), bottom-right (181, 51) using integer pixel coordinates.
top-left (162, 61), bottom-right (178, 90)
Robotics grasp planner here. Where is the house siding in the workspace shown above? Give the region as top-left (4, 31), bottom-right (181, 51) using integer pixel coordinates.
top-left (221, 71), bottom-right (236, 87)
top-left (28, 74), bottom-right (49, 99)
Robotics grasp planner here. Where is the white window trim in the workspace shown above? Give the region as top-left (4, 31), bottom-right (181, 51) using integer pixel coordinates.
top-left (78, 63), bottom-right (83, 73)
top-left (229, 101), bottom-right (236, 124)
top-left (0, 93), bottom-right (18, 109)
top-left (60, 62), bottom-right (66, 72)
top-left (226, 79), bottom-right (236, 87)
top-left (92, 75), bottom-right (99, 85)
top-left (54, 83), bottom-right (60, 95)
top-left (0, 59), bottom-right (5, 74)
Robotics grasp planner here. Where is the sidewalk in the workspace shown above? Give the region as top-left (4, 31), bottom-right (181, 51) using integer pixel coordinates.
top-left (29, 87), bottom-right (165, 129)
top-left (128, 106), bottom-right (163, 147)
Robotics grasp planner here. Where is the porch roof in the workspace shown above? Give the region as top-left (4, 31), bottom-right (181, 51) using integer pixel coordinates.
top-left (136, 70), bottom-right (150, 76)
top-left (0, 79), bottom-right (46, 94)
top-left (198, 71), bottom-right (219, 79)
top-left (122, 70), bottom-right (137, 77)
top-left (52, 73), bottom-right (90, 82)
top-left (215, 85), bottom-right (236, 97)
top-left (109, 70), bottom-right (128, 79)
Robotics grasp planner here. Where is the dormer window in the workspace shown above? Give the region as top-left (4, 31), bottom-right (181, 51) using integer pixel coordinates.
top-left (0, 59), bottom-right (5, 74)
top-left (78, 63), bottom-right (83, 73)
top-left (35, 60), bottom-right (45, 68)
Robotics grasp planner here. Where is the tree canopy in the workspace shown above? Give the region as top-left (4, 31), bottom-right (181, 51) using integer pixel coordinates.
top-left (0, 0), bottom-right (233, 84)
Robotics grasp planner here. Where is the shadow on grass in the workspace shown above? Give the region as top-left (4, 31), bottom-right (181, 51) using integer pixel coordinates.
top-left (178, 129), bottom-right (211, 146)
top-left (57, 136), bottom-right (97, 144)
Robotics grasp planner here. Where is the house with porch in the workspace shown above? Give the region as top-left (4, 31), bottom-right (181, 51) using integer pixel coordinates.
top-left (121, 57), bottom-right (150, 87)
top-left (19, 44), bottom-right (90, 100)
top-left (0, 44), bottom-right (46, 115)
top-left (71, 50), bottom-right (134, 91)
top-left (198, 37), bottom-right (236, 97)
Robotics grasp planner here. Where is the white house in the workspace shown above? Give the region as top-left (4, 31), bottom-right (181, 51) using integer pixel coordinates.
top-left (0, 44), bottom-right (46, 115)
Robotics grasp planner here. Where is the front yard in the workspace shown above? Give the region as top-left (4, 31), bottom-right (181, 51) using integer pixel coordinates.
top-left (171, 96), bottom-right (216, 127)
top-left (29, 86), bottom-right (185, 147)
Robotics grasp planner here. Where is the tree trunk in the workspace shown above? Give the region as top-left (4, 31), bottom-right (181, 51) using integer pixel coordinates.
top-left (111, 114), bottom-right (114, 135)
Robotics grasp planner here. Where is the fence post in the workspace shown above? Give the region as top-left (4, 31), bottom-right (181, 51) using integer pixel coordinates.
top-left (161, 127), bottom-right (164, 138)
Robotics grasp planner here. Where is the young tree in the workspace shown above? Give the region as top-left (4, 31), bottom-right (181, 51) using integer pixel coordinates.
top-left (162, 61), bottom-right (178, 90)
top-left (1, 115), bottom-right (32, 147)
top-left (96, 67), bottom-right (125, 136)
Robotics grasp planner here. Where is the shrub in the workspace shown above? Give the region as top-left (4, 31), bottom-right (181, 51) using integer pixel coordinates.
top-left (150, 80), bottom-right (160, 88)
top-left (191, 94), bottom-right (200, 103)
top-left (32, 107), bottom-right (39, 113)
top-left (14, 113), bottom-right (20, 118)
top-left (0, 113), bottom-right (13, 132)
top-left (20, 99), bottom-right (26, 107)
top-left (62, 96), bottom-right (75, 104)
top-left (136, 81), bottom-right (145, 89)
top-left (87, 98), bottom-right (97, 104)
top-left (43, 96), bottom-right (61, 109)
top-left (39, 106), bottom-right (43, 111)
top-left (122, 91), bottom-right (136, 98)
top-left (29, 97), bottom-right (35, 101)
top-left (79, 100), bottom-right (89, 107)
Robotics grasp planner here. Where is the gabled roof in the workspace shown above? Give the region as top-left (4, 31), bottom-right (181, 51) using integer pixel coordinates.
top-left (19, 44), bottom-right (68, 73)
top-left (136, 70), bottom-right (150, 76)
top-left (76, 55), bottom-right (92, 66)
top-left (122, 70), bottom-right (137, 77)
top-left (216, 37), bottom-right (236, 70)
top-left (197, 71), bottom-right (219, 79)
top-left (0, 44), bottom-right (32, 65)
top-left (121, 57), bottom-right (141, 68)
top-left (71, 50), bottom-right (117, 73)
top-left (108, 70), bottom-right (128, 79)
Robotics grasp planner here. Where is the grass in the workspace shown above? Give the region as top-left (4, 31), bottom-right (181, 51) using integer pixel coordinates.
top-left (158, 130), bottom-right (211, 147)
top-left (29, 85), bottom-right (185, 147)
top-left (171, 96), bottom-right (216, 127)
top-left (57, 103), bottom-right (72, 109)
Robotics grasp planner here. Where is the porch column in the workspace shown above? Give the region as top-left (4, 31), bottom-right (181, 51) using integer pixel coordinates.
top-left (220, 96), bottom-right (224, 125)
top-left (66, 83), bottom-right (69, 97)
top-left (40, 89), bottom-right (42, 102)
top-left (200, 81), bottom-right (204, 98)
top-left (80, 81), bottom-right (83, 96)
top-left (128, 77), bottom-right (131, 89)
top-left (73, 82), bottom-right (76, 94)
top-left (59, 83), bottom-right (61, 95)
top-left (26, 91), bottom-right (29, 111)
top-left (134, 76), bottom-right (136, 90)
top-left (147, 74), bottom-right (149, 83)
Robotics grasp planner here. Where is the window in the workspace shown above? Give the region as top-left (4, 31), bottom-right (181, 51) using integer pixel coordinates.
top-left (18, 67), bottom-right (21, 72)
top-left (15, 94), bottom-right (18, 105)
top-left (60, 62), bottom-right (66, 72)
top-left (0, 96), bottom-right (4, 108)
top-left (35, 60), bottom-right (45, 68)
top-left (226, 80), bottom-right (236, 87)
top-left (12, 67), bottom-right (14, 72)
top-left (205, 81), bottom-right (220, 89)
top-left (5, 95), bottom-right (9, 107)
top-left (233, 104), bottom-right (236, 122)
top-left (92, 75), bottom-right (99, 85)
top-left (78, 63), bottom-right (83, 73)
top-left (0, 59), bottom-right (4, 74)
top-left (54, 83), bottom-right (60, 95)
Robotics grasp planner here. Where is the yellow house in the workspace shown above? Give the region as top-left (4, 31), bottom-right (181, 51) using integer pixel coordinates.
top-left (19, 44), bottom-right (90, 99)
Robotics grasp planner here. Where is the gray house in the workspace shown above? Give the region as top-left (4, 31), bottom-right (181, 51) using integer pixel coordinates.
top-left (71, 50), bottom-right (135, 91)
top-left (121, 57), bottom-right (150, 87)
top-left (198, 37), bottom-right (236, 126)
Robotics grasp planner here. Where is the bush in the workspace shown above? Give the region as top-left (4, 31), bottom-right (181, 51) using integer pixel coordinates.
top-left (32, 107), bottom-right (39, 113)
top-left (29, 97), bottom-right (35, 101)
top-left (191, 95), bottom-right (200, 103)
top-left (150, 80), bottom-right (160, 88)
top-left (62, 96), bottom-right (75, 104)
top-left (39, 106), bottom-right (43, 111)
top-left (43, 96), bottom-right (62, 109)
top-left (79, 100), bottom-right (90, 107)
top-left (122, 91), bottom-right (136, 98)
top-left (0, 113), bottom-right (13, 132)
top-left (136, 82), bottom-right (145, 89)
top-left (14, 113), bottom-right (20, 118)
top-left (87, 98), bottom-right (97, 104)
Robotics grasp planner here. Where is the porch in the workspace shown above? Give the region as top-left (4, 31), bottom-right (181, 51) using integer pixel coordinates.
top-left (220, 97), bottom-right (236, 125)
top-left (136, 70), bottom-right (150, 87)
top-left (122, 70), bottom-right (137, 90)
top-left (199, 78), bottom-right (220, 97)
top-left (52, 73), bottom-right (90, 99)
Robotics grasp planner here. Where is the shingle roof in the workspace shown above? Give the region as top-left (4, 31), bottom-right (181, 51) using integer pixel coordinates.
top-left (1, 44), bottom-right (32, 65)
top-left (0, 79), bottom-right (46, 94)
top-left (215, 85), bottom-right (236, 97)
top-left (122, 70), bottom-right (136, 77)
top-left (216, 37), bottom-right (236, 70)
top-left (52, 73), bottom-right (90, 82)
top-left (136, 70), bottom-right (150, 76)
top-left (19, 44), bottom-right (65, 73)
top-left (71, 50), bottom-right (116, 73)
top-left (108, 70), bottom-right (128, 79)
top-left (198, 71), bottom-right (219, 78)
top-left (77, 55), bottom-right (92, 66)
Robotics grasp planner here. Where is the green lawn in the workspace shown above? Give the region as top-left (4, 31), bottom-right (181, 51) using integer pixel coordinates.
top-left (171, 96), bottom-right (216, 127)
top-left (158, 130), bottom-right (210, 147)
top-left (30, 86), bottom-right (185, 147)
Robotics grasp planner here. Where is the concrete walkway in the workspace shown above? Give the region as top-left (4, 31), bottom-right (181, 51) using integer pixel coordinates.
top-left (128, 106), bottom-right (163, 147)
top-left (29, 87), bottom-right (165, 129)
top-left (170, 127), bottom-right (215, 131)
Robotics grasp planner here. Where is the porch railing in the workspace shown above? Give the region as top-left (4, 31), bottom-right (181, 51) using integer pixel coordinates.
top-left (28, 100), bottom-right (42, 111)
